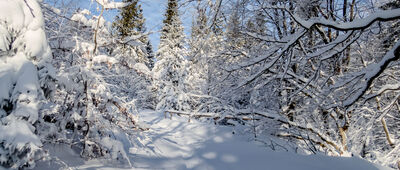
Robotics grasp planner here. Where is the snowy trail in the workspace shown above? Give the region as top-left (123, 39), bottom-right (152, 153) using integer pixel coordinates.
top-left (35, 110), bottom-right (392, 170)
top-left (128, 111), bottom-right (391, 170)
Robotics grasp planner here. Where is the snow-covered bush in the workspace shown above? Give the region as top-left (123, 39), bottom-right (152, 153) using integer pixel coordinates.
top-left (0, 0), bottom-right (53, 168)
top-left (35, 1), bottom-right (151, 165)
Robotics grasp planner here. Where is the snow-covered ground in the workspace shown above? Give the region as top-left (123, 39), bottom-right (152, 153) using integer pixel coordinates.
top-left (35, 110), bottom-right (392, 170)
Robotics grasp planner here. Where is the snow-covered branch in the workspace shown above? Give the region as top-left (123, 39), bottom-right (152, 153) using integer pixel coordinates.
top-left (94, 0), bottom-right (129, 9)
top-left (342, 40), bottom-right (400, 107)
top-left (287, 8), bottom-right (400, 31)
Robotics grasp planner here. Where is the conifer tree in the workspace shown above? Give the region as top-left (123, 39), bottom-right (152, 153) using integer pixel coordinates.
top-left (113, 0), bottom-right (153, 65)
top-left (113, 0), bottom-right (142, 38)
top-left (153, 0), bottom-right (189, 111)
top-left (145, 41), bottom-right (155, 69)
top-left (159, 0), bottom-right (185, 50)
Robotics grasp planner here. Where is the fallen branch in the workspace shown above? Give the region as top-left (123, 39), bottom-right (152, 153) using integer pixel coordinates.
top-left (165, 110), bottom-right (260, 122)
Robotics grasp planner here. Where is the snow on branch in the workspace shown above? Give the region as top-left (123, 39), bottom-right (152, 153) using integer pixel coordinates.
top-left (233, 30), bottom-right (308, 88)
top-left (209, 0), bottom-right (223, 30)
top-left (94, 0), bottom-right (129, 9)
top-left (233, 6), bottom-right (400, 107)
top-left (342, 40), bottom-right (400, 107)
top-left (307, 31), bottom-right (354, 59)
top-left (228, 29), bottom-right (307, 72)
top-left (241, 31), bottom-right (288, 43)
top-left (364, 84), bottom-right (400, 101)
top-left (287, 8), bottom-right (400, 31)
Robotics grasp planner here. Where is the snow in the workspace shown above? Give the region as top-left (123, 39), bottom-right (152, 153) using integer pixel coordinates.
top-left (71, 9), bottom-right (106, 30)
top-left (12, 61), bottom-right (40, 123)
top-left (133, 63), bottom-right (151, 77)
top-left (0, 0), bottom-right (48, 121)
top-left (0, 69), bottom-right (13, 104)
top-left (94, 0), bottom-right (129, 9)
top-left (34, 110), bottom-right (392, 170)
top-left (0, 118), bottom-right (42, 148)
top-left (24, 28), bottom-right (48, 59)
top-left (71, 11), bottom-right (96, 28)
top-left (0, 0), bottom-right (25, 30)
top-left (1, 0), bottom-right (398, 169)
top-left (0, 0), bottom-right (50, 168)
top-left (42, 3), bottom-right (61, 15)
top-left (93, 55), bottom-right (117, 64)
top-left (343, 40), bottom-right (400, 107)
top-left (308, 31), bottom-right (353, 59)
top-left (292, 8), bottom-right (400, 31)
top-left (101, 137), bottom-right (132, 167)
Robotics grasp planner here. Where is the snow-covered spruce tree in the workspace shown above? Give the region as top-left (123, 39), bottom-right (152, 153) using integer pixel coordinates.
top-left (153, 0), bottom-right (190, 112)
top-left (113, 0), bottom-right (153, 67)
top-left (0, 0), bottom-right (54, 168)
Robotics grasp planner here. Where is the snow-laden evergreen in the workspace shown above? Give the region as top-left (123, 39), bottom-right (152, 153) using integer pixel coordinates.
top-left (153, 0), bottom-right (191, 112)
top-left (112, 0), bottom-right (153, 67)
top-left (0, 0), bottom-right (53, 168)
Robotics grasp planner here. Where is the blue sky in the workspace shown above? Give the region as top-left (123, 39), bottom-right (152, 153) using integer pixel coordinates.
top-left (79, 0), bottom-right (194, 50)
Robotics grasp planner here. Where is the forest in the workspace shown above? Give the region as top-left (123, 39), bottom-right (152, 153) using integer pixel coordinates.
top-left (0, 0), bottom-right (400, 169)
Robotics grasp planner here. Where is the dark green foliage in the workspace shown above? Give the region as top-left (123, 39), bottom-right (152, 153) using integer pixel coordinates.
top-left (163, 0), bottom-right (179, 26)
top-left (146, 41), bottom-right (154, 69)
top-left (112, 0), bottom-right (153, 66)
top-left (157, 0), bottom-right (185, 51)
top-left (113, 0), bottom-right (144, 39)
